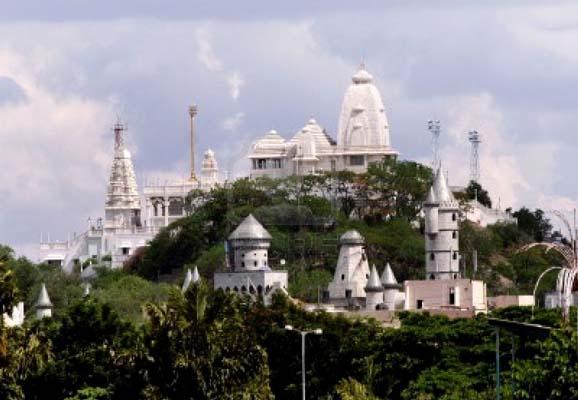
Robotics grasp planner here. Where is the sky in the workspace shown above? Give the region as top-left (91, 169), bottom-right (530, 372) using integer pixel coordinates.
top-left (2, 1), bottom-right (578, 259)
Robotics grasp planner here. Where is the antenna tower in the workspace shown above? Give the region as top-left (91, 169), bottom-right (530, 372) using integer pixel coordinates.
top-left (468, 130), bottom-right (481, 183)
top-left (427, 120), bottom-right (441, 170)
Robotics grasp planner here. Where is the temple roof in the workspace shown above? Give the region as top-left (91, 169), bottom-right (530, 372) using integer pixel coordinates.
top-left (289, 118), bottom-right (336, 157)
top-left (229, 214), bottom-right (272, 241)
top-left (105, 122), bottom-right (140, 210)
top-left (337, 65), bottom-right (391, 150)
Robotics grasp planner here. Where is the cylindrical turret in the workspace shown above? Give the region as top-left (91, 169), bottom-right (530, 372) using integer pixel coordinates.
top-left (228, 214), bottom-right (272, 271)
top-left (424, 187), bottom-right (439, 234)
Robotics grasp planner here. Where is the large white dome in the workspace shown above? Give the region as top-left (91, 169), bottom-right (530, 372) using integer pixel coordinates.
top-left (337, 65), bottom-right (390, 150)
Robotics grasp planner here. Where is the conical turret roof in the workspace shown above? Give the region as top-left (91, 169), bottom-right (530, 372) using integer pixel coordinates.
top-left (381, 263), bottom-right (398, 288)
top-left (36, 283), bottom-right (53, 308)
top-left (432, 168), bottom-right (457, 206)
top-left (182, 266), bottom-right (201, 292)
top-left (365, 265), bottom-right (383, 292)
top-left (228, 214), bottom-right (272, 240)
top-left (425, 186), bottom-right (438, 205)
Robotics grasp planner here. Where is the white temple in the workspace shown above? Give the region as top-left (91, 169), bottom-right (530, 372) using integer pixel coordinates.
top-left (40, 108), bottom-right (222, 271)
top-left (249, 65), bottom-right (398, 178)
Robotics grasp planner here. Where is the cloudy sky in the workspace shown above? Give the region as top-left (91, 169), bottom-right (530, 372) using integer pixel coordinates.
top-left (2, 1), bottom-right (578, 258)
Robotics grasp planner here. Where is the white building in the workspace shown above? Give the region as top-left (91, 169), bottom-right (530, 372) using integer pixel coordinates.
top-left (404, 279), bottom-right (487, 314)
top-left (463, 199), bottom-right (517, 228)
top-left (381, 263), bottom-right (402, 310)
top-left (40, 109), bottom-right (222, 271)
top-left (3, 302), bottom-right (25, 327)
top-left (327, 230), bottom-right (372, 302)
top-left (214, 214), bottom-right (288, 296)
top-left (365, 265), bottom-right (384, 310)
top-left (424, 169), bottom-right (461, 280)
top-left (249, 65), bottom-right (398, 179)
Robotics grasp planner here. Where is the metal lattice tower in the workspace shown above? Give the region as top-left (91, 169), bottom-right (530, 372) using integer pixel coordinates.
top-left (468, 130), bottom-right (481, 183)
top-left (427, 120), bottom-right (441, 170)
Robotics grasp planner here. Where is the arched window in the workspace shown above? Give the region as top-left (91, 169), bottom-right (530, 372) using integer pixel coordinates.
top-left (429, 274), bottom-right (435, 280)
top-left (341, 274), bottom-right (345, 281)
top-left (453, 252), bottom-right (458, 260)
top-left (241, 286), bottom-right (247, 292)
top-left (257, 285), bottom-right (263, 295)
top-left (452, 231), bottom-right (457, 239)
top-left (254, 261), bottom-right (257, 267)
top-left (430, 253), bottom-right (435, 260)
top-left (168, 198), bottom-right (184, 216)
top-left (452, 213), bottom-right (457, 221)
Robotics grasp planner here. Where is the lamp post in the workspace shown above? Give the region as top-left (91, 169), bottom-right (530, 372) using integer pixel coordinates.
top-left (284, 325), bottom-right (323, 400)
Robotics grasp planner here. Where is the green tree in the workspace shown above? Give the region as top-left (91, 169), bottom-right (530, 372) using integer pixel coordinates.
top-left (513, 208), bottom-right (552, 242)
top-left (335, 378), bottom-right (378, 400)
top-left (143, 283), bottom-right (273, 399)
top-left (463, 181), bottom-right (492, 208)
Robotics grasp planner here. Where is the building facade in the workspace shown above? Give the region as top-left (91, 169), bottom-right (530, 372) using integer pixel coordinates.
top-left (249, 65), bottom-right (398, 179)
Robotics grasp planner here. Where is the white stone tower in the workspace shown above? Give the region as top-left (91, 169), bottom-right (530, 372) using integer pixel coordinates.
top-left (381, 262), bottom-right (399, 310)
top-left (424, 169), bottom-right (460, 280)
top-left (35, 283), bottom-right (53, 319)
top-left (200, 149), bottom-right (219, 188)
top-left (328, 230), bottom-right (371, 300)
top-left (228, 214), bottom-right (272, 271)
top-left (104, 122), bottom-right (141, 231)
top-left (365, 264), bottom-right (384, 310)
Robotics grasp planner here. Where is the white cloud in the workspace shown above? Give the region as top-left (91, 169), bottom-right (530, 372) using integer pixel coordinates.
top-left (222, 112), bottom-right (245, 131)
top-left (0, 49), bottom-right (114, 207)
top-left (195, 27), bottom-right (224, 72)
top-left (227, 71), bottom-right (244, 100)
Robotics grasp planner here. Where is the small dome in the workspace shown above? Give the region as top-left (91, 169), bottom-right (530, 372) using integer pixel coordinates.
top-left (307, 117), bottom-right (317, 125)
top-left (204, 149), bottom-right (214, 157)
top-left (352, 65), bottom-right (374, 84)
top-left (340, 230), bottom-right (365, 245)
top-left (229, 214), bottom-right (272, 241)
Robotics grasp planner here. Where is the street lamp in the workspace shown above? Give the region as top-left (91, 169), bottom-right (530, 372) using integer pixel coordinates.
top-left (284, 325), bottom-right (323, 400)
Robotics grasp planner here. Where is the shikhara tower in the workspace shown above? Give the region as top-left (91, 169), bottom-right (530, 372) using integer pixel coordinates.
top-left (105, 122), bottom-right (141, 231)
top-left (424, 169), bottom-right (461, 280)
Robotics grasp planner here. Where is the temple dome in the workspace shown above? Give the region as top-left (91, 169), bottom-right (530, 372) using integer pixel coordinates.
top-left (337, 65), bottom-right (390, 150)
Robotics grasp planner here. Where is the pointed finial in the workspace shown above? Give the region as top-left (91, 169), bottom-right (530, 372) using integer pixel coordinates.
top-left (191, 266), bottom-right (200, 283)
top-left (182, 268), bottom-right (193, 293)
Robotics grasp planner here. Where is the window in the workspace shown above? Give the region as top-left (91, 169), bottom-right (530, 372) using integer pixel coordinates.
top-left (449, 288), bottom-right (455, 305)
top-left (256, 159), bottom-right (267, 169)
top-left (452, 231), bottom-right (457, 239)
top-left (350, 155), bottom-right (365, 166)
top-left (452, 213), bottom-right (457, 221)
top-left (121, 247), bottom-right (130, 255)
top-left (453, 252), bottom-right (458, 260)
top-left (366, 274), bottom-right (369, 279)
top-left (341, 274), bottom-right (345, 281)
top-left (254, 261), bottom-right (257, 267)
top-left (430, 253), bottom-right (435, 260)
top-left (331, 159), bottom-right (336, 171)
top-left (417, 300), bottom-right (423, 310)
top-left (241, 261), bottom-right (245, 268)
top-left (241, 253), bottom-right (245, 258)
top-left (271, 159), bottom-right (282, 169)
top-left (429, 274), bottom-right (435, 280)
top-left (168, 198), bottom-right (184, 216)
top-left (453, 274), bottom-right (458, 280)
